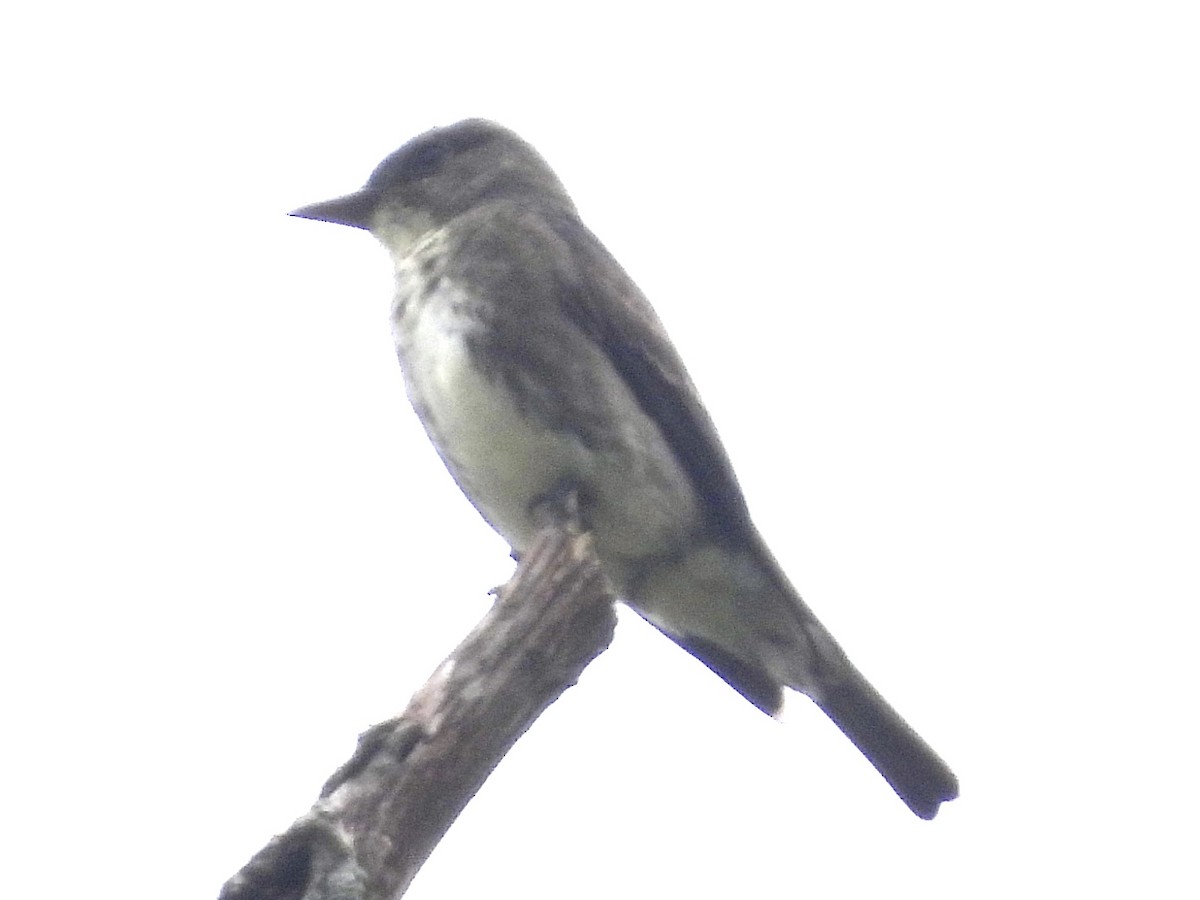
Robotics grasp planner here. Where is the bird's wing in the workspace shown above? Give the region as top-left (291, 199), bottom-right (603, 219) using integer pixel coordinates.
top-left (546, 211), bottom-right (758, 546)
top-left (445, 202), bottom-right (786, 711)
top-left (446, 202), bottom-right (756, 546)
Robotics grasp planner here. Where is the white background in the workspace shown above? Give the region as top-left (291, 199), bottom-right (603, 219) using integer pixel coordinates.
top-left (3, 3), bottom-right (1197, 897)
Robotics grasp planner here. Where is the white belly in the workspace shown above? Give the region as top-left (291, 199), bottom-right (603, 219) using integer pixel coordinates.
top-left (397, 291), bottom-right (587, 548)
top-left (390, 275), bottom-right (702, 567)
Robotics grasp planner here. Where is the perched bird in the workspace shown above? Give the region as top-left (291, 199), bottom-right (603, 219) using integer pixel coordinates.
top-left (292, 119), bottom-right (958, 819)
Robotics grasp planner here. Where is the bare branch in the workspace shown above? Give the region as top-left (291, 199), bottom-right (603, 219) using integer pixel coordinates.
top-left (220, 502), bottom-right (617, 900)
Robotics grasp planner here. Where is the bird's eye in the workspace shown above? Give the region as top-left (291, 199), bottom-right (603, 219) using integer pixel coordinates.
top-left (405, 140), bottom-right (451, 179)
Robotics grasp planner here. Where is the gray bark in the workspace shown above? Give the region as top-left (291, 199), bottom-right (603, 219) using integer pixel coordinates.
top-left (220, 501), bottom-right (617, 900)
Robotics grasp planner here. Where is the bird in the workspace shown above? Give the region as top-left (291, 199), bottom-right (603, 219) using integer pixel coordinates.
top-left (291, 119), bottom-right (958, 819)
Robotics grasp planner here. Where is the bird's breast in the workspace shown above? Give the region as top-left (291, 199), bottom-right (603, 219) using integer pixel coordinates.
top-left (390, 276), bottom-right (578, 550)
top-left (389, 260), bottom-right (703, 571)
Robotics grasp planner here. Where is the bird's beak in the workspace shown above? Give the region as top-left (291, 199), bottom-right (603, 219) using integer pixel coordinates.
top-left (289, 189), bottom-right (379, 230)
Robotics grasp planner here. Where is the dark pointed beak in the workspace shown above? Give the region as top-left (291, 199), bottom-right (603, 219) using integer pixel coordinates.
top-left (289, 189), bottom-right (379, 230)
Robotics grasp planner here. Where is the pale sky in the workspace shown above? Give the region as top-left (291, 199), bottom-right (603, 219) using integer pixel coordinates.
top-left (3, 3), bottom-right (1197, 897)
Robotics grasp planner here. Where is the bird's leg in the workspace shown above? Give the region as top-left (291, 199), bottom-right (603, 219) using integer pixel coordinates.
top-left (529, 479), bottom-right (586, 533)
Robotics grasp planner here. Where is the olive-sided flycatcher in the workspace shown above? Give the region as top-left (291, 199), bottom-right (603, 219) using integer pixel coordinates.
top-left (291, 119), bottom-right (958, 819)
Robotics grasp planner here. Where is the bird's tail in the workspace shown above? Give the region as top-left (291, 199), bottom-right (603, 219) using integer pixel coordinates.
top-left (812, 664), bottom-right (959, 819)
top-left (628, 538), bottom-right (957, 817)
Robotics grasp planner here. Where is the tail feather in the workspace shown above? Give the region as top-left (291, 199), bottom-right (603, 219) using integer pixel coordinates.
top-left (815, 671), bottom-right (958, 819)
top-left (631, 541), bottom-right (957, 818)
